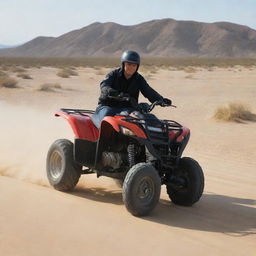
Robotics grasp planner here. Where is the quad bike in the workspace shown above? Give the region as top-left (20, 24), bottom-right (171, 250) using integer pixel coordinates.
top-left (46, 94), bottom-right (204, 216)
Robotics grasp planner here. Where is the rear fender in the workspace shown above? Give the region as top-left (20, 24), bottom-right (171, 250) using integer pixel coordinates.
top-left (55, 110), bottom-right (99, 141)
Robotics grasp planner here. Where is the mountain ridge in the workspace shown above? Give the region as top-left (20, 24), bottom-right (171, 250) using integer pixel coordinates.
top-left (1, 18), bottom-right (256, 57)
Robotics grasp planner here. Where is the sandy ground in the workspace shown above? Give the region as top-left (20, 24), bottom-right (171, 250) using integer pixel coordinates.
top-left (0, 65), bottom-right (255, 255)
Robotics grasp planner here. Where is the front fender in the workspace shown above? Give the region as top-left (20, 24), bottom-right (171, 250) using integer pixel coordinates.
top-left (101, 116), bottom-right (147, 139)
top-left (94, 116), bottom-right (147, 170)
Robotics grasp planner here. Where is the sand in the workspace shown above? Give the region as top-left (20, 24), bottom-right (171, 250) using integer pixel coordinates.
top-left (0, 65), bottom-right (255, 255)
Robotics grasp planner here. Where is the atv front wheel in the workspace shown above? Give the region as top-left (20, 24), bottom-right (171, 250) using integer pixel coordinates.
top-left (123, 163), bottom-right (161, 216)
top-left (166, 157), bottom-right (204, 206)
top-left (46, 139), bottom-right (81, 191)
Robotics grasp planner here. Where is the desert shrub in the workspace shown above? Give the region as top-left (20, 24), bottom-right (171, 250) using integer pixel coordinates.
top-left (0, 70), bottom-right (7, 77)
top-left (17, 73), bottom-right (32, 79)
top-left (0, 75), bottom-right (18, 88)
top-left (214, 102), bottom-right (255, 122)
top-left (12, 67), bottom-right (26, 73)
top-left (184, 66), bottom-right (197, 73)
top-left (57, 70), bottom-right (70, 78)
top-left (22, 65), bottom-right (31, 69)
top-left (0, 65), bottom-right (9, 71)
top-left (0, 57), bottom-right (256, 69)
top-left (95, 68), bottom-right (105, 75)
top-left (185, 74), bottom-right (194, 79)
top-left (38, 83), bottom-right (62, 92)
top-left (57, 68), bottom-right (78, 78)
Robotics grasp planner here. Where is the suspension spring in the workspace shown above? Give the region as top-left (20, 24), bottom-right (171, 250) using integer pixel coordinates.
top-left (127, 143), bottom-right (135, 167)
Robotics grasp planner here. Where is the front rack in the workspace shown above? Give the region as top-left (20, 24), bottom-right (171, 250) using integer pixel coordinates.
top-left (122, 116), bottom-right (186, 166)
top-left (122, 116), bottom-right (183, 144)
top-left (122, 116), bottom-right (183, 130)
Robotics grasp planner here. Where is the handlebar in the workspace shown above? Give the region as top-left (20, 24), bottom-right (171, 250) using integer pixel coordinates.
top-left (107, 94), bottom-right (176, 113)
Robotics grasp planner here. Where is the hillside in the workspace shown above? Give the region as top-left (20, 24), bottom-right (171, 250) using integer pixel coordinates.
top-left (1, 19), bottom-right (256, 57)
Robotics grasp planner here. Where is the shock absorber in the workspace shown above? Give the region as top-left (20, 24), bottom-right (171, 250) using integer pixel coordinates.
top-left (127, 142), bottom-right (135, 168)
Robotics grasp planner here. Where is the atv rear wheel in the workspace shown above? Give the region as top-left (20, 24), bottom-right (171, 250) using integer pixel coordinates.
top-left (123, 163), bottom-right (161, 216)
top-left (46, 139), bottom-right (81, 191)
top-left (166, 157), bottom-right (204, 206)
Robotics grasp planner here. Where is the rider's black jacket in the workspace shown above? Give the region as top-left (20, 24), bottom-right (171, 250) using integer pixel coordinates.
top-left (98, 68), bottom-right (163, 108)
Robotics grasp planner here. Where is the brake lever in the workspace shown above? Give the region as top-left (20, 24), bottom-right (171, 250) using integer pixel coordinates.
top-left (161, 103), bottom-right (177, 108)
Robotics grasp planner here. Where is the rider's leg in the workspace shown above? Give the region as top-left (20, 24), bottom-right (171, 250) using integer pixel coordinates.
top-left (94, 106), bottom-right (135, 128)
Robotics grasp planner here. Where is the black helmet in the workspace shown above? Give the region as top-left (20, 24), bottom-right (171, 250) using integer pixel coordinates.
top-left (121, 50), bottom-right (140, 65)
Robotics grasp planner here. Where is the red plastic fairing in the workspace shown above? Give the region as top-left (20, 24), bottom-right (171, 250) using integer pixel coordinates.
top-left (102, 116), bottom-right (147, 139)
top-left (55, 111), bottom-right (99, 141)
top-left (169, 127), bottom-right (190, 142)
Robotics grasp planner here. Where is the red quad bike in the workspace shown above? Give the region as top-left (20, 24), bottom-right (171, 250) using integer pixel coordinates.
top-left (46, 95), bottom-right (204, 216)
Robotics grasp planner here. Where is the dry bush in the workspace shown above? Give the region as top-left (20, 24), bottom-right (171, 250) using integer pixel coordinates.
top-left (0, 167), bottom-right (11, 177)
top-left (140, 65), bottom-right (159, 74)
top-left (0, 75), bottom-right (18, 88)
top-left (12, 67), bottom-right (26, 73)
top-left (22, 64), bottom-right (31, 69)
top-left (0, 65), bottom-right (9, 71)
top-left (95, 68), bottom-right (105, 75)
top-left (184, 67), bottom-right (197, 73)
top-left (185, 74), bottom-right (194, 79)
top-left (0, 71), bottom-right (18, 88)
top-left (0, 70), bottom-right (7, 77)
top-left (57, 70), bottom-right (69, 78)
top-left (57, 68), bottom-right (78, 78)
top-left (57, 69), bottom-right (70, 78)
top-left (17, 73), bottom-right (32, 79)
top-left (214, 102), bottom-right (256, 122)
top-left (38, 83), bottom-right (62, 92)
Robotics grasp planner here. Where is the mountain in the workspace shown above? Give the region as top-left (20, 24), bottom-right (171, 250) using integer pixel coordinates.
top-left (1, 19), bottom-right (256, 57)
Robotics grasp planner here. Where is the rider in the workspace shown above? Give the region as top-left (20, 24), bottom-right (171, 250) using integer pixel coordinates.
top-left (94, 50), bottom-right (172, 127)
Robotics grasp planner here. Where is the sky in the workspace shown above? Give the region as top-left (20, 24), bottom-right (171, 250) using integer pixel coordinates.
top-left (1, 0), bottom-right (256, 45)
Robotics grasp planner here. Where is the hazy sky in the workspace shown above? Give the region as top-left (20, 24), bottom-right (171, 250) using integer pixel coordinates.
top-left (1, 0), bottom-right (256, 45)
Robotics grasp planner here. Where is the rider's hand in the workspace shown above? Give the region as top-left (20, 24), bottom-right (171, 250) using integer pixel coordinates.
top-left (108, 88), bottom-right (119, 97)
top-left (161, 98), bottom-right (172, 106)
top-left (139, 103), bottom-right (150, 113)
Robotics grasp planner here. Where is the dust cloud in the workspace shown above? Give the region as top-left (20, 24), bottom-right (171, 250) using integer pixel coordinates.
top-left (0, 100), bottom-right (73, 186)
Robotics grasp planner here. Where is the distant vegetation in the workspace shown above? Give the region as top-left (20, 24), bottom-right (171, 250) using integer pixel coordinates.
top-left (37, 83), bottom-right (62, 92)
top-left (214, 102), bottom-right (256, 122)
top-left (57, 67), bottom-right (78, 78)
top-left (16, 73), bottom-right (32, 79)
top-left (11, 67), bottom-right (26, 73)
top-left (0, 71), bottom-right (18, 88)
top-left (0, 57), bottom-right (256, 69)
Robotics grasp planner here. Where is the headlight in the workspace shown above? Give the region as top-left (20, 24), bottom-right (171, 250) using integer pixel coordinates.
top-left (120, 126), bottom-right (135, 136)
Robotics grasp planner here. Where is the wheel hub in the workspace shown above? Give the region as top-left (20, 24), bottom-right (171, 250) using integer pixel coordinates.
top-left (49, 150), bottom-right (63, 179)
top-left (137, 178), bottom-right (154, 200)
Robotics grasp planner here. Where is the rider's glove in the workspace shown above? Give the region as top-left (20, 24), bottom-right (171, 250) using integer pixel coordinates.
top-left (161, 98), bottom-right (172, 106)
top-left (108, 88), bottom-right (119, 97)
top-left (139, 103), bottom-right (150, 113)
